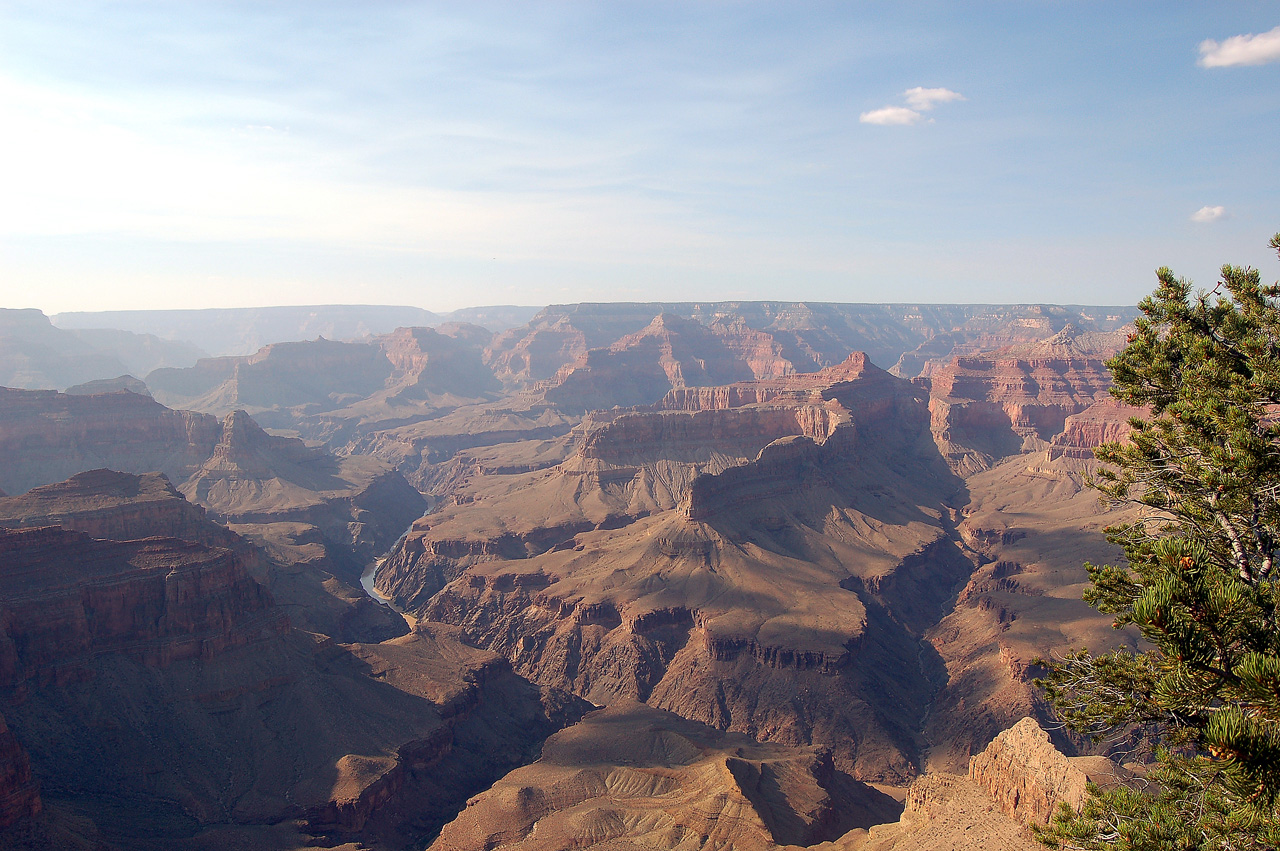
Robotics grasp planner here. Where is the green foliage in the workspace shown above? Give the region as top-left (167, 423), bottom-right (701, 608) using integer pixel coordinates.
top-left (1037, 233), bottom-right (1280, 850)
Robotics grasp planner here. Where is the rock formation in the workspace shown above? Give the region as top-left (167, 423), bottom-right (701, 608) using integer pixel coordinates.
top-left (0, 525), bottom-right (287, 684)
top-left (543, 312), bottom-right (765, 411)
top-left (0, 469), bottom-right (246, 550)
top-left (1048, 397), bottom-right (1145, 460)
top-left (182, 410), bottom-right (426, 575)
top-left (488, 302), bottom-right (1136, 390)
top-left (430, 701), bottom-right (901, 851)
top-left (146, 324), bottom-right (497, 429)
top-left (925, 325), bottom-right (1126, 474)
top-left (0, 386), bottom-right (221, 496)
top-left (63, 374), bottom-right (151, 396)
top-left (967, 717), bottom-right (1092, 826)
top-left (0, 503), bottom-right (586, 849)
top-left (0, 390), bottom-right (425, 643)
top-left (377, 353), bottom-right (972, 782)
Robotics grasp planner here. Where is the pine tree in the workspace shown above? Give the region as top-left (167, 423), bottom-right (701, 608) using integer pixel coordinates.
top-left (1037, 233), bottom-right (1280, 851)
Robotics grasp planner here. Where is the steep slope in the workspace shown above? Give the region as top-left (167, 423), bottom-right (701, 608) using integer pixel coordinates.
top-left (0, 390), bottom-right (424, 643)
top-left (431, 701), bottom-right (901, 851)
top-left (0, 386), bottom-right (222, 496)
top-left (925, 325), bottom-right (1123, 475)
top-left (0, 516), bottom-right (587, 850)
top-left (0, 712), bottom-right (40, 829)
top-left (0, 469), bottom-right (406, 644)
top-left (378, 354), bottom-right (972, 782)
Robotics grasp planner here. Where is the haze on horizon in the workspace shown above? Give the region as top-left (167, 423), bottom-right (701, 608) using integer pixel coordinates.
top-left (1, 2), bottom-right (1278, 315)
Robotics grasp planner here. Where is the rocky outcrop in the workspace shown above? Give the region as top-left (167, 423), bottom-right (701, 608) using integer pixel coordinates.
top-left (381, 354), bottom-right (968, 781)
top-left (0, 387), bottom-right (221, 496)
top-left (429, 701), bottom-right (901, 851)
top-left (0, 526), bottom-right (288, 687)
top-left (63, 374), bottom-right (151, 396)
top-left (967, 717), bottom-right (1091, 826)
top-left (0, 469), bottom-right (247, 552)
top-left (1048, 397), bottom-right (1145, 459)
top-left (183, 410), bottom-right (427, 577)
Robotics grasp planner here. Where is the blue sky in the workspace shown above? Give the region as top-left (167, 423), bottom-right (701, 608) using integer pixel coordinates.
top-left (1, 2), bottom-right (1278, 313)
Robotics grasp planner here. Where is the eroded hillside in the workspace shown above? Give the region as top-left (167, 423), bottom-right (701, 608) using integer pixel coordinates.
top-left (0, 303), bottom-right (1147, 849)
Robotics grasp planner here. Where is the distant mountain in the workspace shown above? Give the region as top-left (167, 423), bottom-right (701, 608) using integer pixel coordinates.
top-left (0, 308), bottom-right (206, 390)
top-left (52, 303), bottom-right (542, 356)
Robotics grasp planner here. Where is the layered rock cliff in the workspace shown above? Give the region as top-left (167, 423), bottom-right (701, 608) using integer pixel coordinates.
top-left (377, 354), bottom-right (971, 782)
top-left (0, 387), bottom-right (221, 496)
top-left (0, 390), bottom-right (425, 644)
top-left (543, 313), bottom-right (764, 412)
top-left (0, 469), bottom-right (247, 552)
top-left (0, 526), bottom-right (287, 687)
top-left (0, 503), bottom-right (586, 848)
top-left (925, 326), bottom-right (1124, 474)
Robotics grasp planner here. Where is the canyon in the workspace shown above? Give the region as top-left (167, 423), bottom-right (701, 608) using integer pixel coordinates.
top-left (0, 301), bottom-right (1148, 849)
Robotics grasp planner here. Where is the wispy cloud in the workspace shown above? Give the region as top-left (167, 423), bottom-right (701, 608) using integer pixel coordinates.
top-left (1190, 205), bottom-right (1226, 223)
top-left (861, 86), bottom-right (964, 126)
top-left (859, 106), bottom-right (924, 126)
top-left (1198, 25), bottom-right (1280, 67)
top-left (904, 86), bottom-right (965, 110)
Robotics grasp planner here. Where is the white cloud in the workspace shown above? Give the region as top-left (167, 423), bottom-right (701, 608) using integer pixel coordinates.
top-left (862, 86), bottom-right (964, 127)
top-left (904, 86), bottom-right (965, 110)
top-left (1190, 205), bottom-right (1226, 223)
top-left (859, 106), bottom-right (924, 125)
top-left (1198, 25), bottom-right (1280, 67)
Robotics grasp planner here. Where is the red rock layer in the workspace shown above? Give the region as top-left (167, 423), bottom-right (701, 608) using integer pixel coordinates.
top-left (1048, 398), bottom-right (1145, 459)
top-left (0, 526), bottom-right (287, 689)
top-left (543, 313), bottom-right (762, 411)
top-left (925, 331), bottom-right (1122, 474)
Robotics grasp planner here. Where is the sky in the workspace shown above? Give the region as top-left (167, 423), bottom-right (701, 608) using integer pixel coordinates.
top-left (1, 2), bottom-right (1278, 314)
